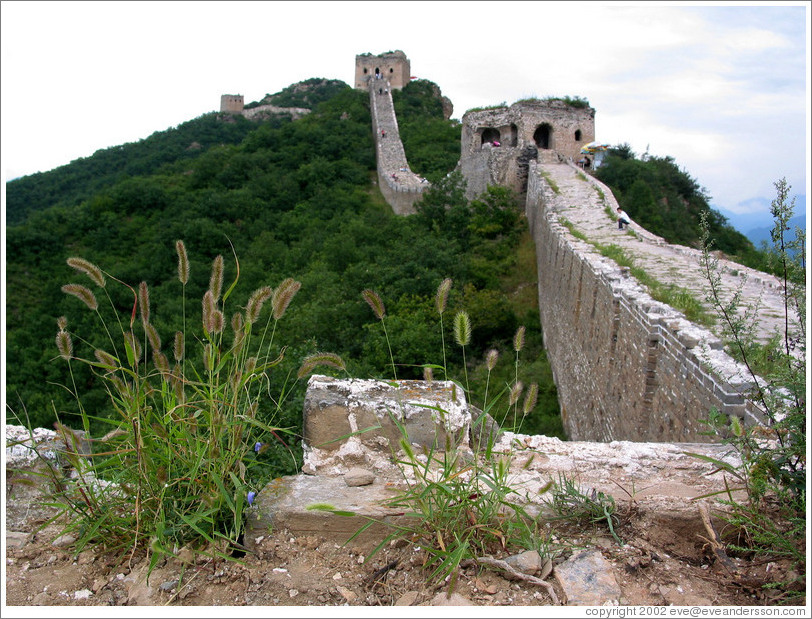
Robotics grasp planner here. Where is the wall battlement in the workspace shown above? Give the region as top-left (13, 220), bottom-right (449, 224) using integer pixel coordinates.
top-left (525, 161), bottom-right (765, 442)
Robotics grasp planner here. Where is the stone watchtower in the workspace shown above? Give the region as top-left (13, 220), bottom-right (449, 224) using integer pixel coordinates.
top-left (459, 99), bottom-right (596, 199)
top-left (220, 94), bottom-right (244, 114)
top-left (354, 50), bottom-right (411, 90)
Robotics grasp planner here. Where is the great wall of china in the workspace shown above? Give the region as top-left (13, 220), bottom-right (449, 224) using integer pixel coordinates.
top-left (5, 53), bottom-right (801, 603)
top-left (355, 51), bottom-right (788, 443)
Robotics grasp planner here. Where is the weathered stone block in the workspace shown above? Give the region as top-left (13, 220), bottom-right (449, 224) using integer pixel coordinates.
top-left (303, 376), bottom-right (471, 473)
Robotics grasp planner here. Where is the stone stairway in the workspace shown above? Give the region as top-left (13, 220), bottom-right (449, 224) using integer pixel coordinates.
top-left (368, 79), bottom-right (429, 213)
top-left (536, 160), bottom-right (793, 347)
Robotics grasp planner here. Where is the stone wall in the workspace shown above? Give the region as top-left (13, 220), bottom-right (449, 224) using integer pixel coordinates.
top-left (241, 105), bottom-right (311, 121)
top-left (368, 79), bottom-right (429, 215)
top-left (459, 101), bottom-right (595, 198)
top-left (525, 162), bottom-right (763, 442)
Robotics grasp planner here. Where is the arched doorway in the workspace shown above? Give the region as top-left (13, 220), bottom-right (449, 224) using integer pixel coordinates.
top-left (534, 124), bottom-right (552, 149)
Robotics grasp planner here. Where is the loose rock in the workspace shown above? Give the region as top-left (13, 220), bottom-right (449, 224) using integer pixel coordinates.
top-left (344, 467), bottom-right (376, 487)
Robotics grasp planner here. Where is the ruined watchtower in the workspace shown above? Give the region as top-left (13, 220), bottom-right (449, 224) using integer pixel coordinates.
top-left (355, 50), bottom-right (411, 90)
top-left (220, 94), bottom-right (244, 114)
top-left (459, 99), bottom-right (596, 199)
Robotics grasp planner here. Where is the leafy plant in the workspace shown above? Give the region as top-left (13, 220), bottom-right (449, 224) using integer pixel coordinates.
top-left (545, 474), bottom-right (621, 544)
top-left (693, 178), bottom-right (806, 601)
top-left (38, 242), bottom-right (344, 573)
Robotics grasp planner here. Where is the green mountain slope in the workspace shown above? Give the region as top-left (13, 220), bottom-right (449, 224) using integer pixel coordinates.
top-left (5, 79), bottom-right (562, 470)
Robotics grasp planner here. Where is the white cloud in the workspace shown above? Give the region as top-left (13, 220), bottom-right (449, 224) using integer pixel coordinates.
top-left (2, 1), bottom-right (808, 222)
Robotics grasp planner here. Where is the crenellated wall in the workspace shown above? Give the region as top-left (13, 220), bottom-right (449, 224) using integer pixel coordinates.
top-left (525, 162), bottom-right (764, 442)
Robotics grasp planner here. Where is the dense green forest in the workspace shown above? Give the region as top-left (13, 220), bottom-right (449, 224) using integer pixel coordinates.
top-left (5, 79), bottom-right (559, 476)
top-left (595, 144), bottom-right (768, 271)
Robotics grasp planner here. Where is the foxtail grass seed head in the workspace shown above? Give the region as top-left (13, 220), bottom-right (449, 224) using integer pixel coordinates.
top-left (362, 289), bottom-right (386, 320)
top-left (523, 383), bottom-right (538, 415)
top-left (138, 281), bottom-right (150, 325)
top-left (211, 309), bottom-right (225, 334)
top-left (209, 255), bottom-right (224, 301)
top-left (230, 370), bottom-right (243, 394)
top-left (246, 286), bottom-right (272, 324)
top-left (297, 352), bottom-right (346, 379)
top-left (67, 257), bottom-right (106, 288)
top-left (176, 240), bottom-right (189, 285)
top-left (272, 278), bottom-right (301, 320)
top-left (153, 351), bottom-right (170, 375)
top-left (486, 349), bottom-right (499, 371)
top-left (146, 323), bottom-right (161, 353)
top-left (513, 326), bottom-right (526, 353)
top-left (56, 330), bottom-right (73, 360)
top-left (245, 356), bottom-right (257, 374)
top-left (57, 316), bottom-right (68, 330)
top-left (202, 290), bottom-right (217, 333)
top-left (62, 284), bottom-right (98, 311)
top-left (231, 311), bottom-right (244, 334)
top-left (453, 310), bottom-right (471, 347)
top-left (509, 380), bottom-right (524, 406)
top-left (435, 278), bottom-right (452, 315)
top-left (173, 331), bottom-right (184, 362)
top-left (94, 349), bottom-right (118, 370)
top-left (423, 366), bottom-right (434, 382)
top-left (233, 329), bottom-right (245, 355)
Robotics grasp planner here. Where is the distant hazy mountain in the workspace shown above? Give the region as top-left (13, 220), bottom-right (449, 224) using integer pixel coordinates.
top-left (715, 194), bottom-right (806, 249)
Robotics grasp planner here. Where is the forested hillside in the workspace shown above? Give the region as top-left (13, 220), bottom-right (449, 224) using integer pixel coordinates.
top-left (5, 79), bottom-right (561, 475)
top-left (595, 144), bottom-right (768, 270)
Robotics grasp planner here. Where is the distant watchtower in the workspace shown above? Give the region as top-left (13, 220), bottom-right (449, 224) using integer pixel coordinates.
top-left (220, 94), bottom-right (244, 114)
top-left (355, 50), bottom-right (411, 90)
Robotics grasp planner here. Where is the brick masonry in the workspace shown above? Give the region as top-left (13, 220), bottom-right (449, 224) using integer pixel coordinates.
top-left (524, 161), bottom-right (765, 442)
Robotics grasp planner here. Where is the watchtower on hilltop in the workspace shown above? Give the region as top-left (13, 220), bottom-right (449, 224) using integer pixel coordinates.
top-left (459, 99), bottom-right (596, 198)
top-left (220, 94), bottom-right (244, 114)
top-left (355, 50), bottom-right (411, 90)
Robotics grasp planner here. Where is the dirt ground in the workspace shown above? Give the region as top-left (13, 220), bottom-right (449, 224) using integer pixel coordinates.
top-left (4, 499), bottom-right (805, 613)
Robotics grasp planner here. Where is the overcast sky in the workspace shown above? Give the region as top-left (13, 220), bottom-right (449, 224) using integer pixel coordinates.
top-left (1, 1), bottom-right (809, 222)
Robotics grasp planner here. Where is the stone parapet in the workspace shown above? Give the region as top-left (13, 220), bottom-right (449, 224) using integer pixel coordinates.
top-left (241, 105), bottom-right (311, 121)
top-left (301, 375), bottom-right (471, 475)
top-left (525, 162), bottom-right (768, 442)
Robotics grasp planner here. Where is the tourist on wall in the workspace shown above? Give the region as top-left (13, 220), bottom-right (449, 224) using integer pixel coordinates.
top-left (616, 208), bottom-right (631, 230)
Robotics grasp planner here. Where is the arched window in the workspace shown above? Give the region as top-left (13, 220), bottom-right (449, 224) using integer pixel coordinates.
top-left (481, 128), bottom-right (501, 148)
top-left (575, 129), bottom-right (582, 141)
top-left (509, 123), bottom-right (519, 147)
top-left (534, 124), bottom-right (552, 149)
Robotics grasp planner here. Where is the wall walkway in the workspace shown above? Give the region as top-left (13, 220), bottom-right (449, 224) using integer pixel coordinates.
top-left (525, 160), bottom-right (789, 441)
top-left (368, 79), bottom-right (429, 214)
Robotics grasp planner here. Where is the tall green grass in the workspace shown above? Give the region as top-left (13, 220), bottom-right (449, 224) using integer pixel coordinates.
top-left (40, 241), bottom-right (345, 571)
